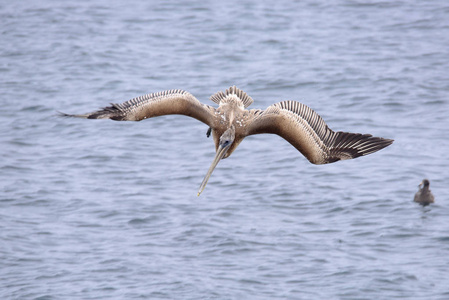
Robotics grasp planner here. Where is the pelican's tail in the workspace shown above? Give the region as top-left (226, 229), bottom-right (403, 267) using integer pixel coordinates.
top-left (210, 86), bottom-right (254, 108)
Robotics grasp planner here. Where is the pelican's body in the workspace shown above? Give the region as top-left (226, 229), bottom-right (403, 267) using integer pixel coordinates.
top-left (61, 86), bottom-right (394, 195)
top-left (414, 179), bottom-right (434, 206)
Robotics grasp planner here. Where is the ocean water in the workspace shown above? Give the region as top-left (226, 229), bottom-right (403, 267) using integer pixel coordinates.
top-left (1, 0), bottom-right (449, 299)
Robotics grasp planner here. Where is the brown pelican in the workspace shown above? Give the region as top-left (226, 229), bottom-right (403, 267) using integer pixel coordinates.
top-left (414, 179), bottom-right (435, 206)
top-left (60, 86), bottom-right (394, 195)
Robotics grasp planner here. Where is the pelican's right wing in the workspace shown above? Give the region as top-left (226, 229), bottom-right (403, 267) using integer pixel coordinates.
top-left (245, 101), bottom-right (393, 165)
top-left (60, 89), bottom-right (216, 126)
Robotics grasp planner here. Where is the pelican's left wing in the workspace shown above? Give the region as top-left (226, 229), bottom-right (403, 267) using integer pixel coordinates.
top-left (245, 101), bottom-right (393, 164)
top-left (60, 89), bottom-right (216, 126)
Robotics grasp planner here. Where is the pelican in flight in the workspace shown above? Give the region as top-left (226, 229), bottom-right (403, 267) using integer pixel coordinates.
top-left (61, 86), bottom-right (393, 195)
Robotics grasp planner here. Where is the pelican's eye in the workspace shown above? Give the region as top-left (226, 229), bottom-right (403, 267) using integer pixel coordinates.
top-left (222, 140), bottom-right (231, 147)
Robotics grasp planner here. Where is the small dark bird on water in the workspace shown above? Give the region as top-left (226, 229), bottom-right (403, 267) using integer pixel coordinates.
top-left (60, 86), bottom-right (394, 195)
top-left (414, 179), bottom-right (434, 206)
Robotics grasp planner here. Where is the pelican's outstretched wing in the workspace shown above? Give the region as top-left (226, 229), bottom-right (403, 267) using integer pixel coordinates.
top-left (246, 101), bottom-right (393, 164)
top-left (60, 89), bottom-right (216, 126)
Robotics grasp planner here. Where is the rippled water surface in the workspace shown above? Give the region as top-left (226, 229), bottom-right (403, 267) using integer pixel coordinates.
top-left (1, 1), bottom-right (449, 299)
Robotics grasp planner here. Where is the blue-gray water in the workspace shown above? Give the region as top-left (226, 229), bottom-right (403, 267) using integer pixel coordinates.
top-left (1, 1), bottom-right (449, 299)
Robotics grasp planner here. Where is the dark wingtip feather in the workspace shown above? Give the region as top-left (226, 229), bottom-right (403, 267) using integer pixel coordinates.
top-left (326, 133), bottom-right (394, 163)
top-left (55, 106), bottom-right (125, 120)
top-left (56, 111), bottom-right (69, 117)
top-left (56, 111), bottom-right (84, 118)
top-left (364, 137), bottom-right (394, 154)
top-left (352, 136), bottom-right (394, 158)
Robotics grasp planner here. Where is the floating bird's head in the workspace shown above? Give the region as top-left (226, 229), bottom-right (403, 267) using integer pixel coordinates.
top-left (198, 126), bottom-right (235, 196)
top-left (419, 179), bottom-right (430, 189)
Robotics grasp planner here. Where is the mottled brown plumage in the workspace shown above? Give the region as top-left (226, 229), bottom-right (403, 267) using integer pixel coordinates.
top-left (60, 86), bottom-right (394, 195)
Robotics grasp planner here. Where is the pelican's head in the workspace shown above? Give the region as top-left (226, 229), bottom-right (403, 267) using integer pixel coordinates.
top-left (198, 126), bottom-right (235, 196)
top-left (218, 126), bottom-right (235, 157)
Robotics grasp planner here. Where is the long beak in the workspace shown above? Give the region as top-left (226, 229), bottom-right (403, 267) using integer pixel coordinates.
top-left (197, 145), bottom-right (229, 196)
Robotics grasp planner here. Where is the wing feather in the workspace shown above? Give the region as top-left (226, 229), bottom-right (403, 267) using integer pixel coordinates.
top-left (60, 89), bottom-right (216, 126)
top-left (246, 101), bottom-right (393, 164)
